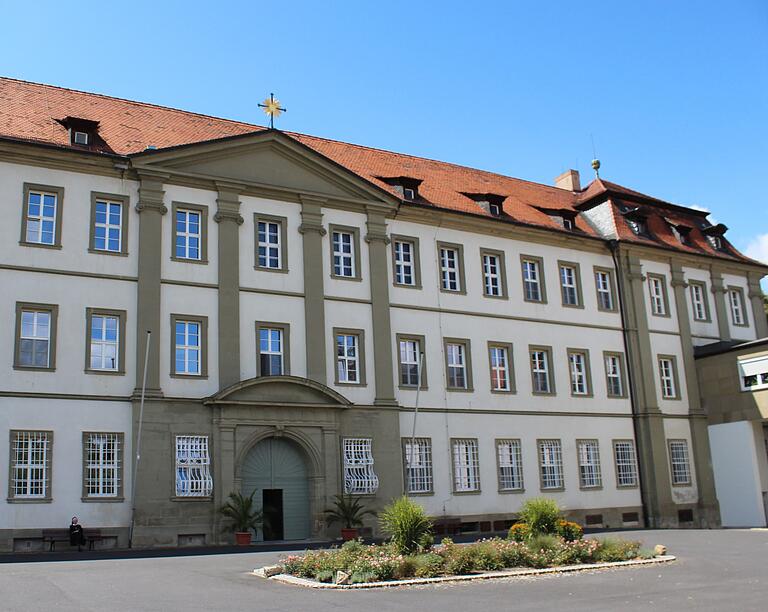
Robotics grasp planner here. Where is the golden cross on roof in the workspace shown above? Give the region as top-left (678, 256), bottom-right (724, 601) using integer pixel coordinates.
top-left (258, 93), bottom-right (287, 129)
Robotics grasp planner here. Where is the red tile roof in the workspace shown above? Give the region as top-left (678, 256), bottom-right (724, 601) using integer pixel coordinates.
top-left (0, 76), bottom-right (758, 265)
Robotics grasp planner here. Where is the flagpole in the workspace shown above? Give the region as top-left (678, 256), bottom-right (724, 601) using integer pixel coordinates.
top-left (129, 330), bottom-right (151, 548)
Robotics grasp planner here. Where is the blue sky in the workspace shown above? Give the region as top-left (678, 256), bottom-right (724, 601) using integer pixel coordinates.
top-left (2, 0), bottom-right (767, 271)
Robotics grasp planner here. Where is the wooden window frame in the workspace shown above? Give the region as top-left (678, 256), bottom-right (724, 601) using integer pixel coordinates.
top-left (333, 328), bottom-right (367, 386)
top-left (566, 348), bottom-right (593, 397)
top-left (480, 247), bottom-right (508, 299)
top-left (437, 241), bottom-right (466, 294)
top-left (14, 302), bottom-right (58, 371)
top-left (88, 192), bottom-right (130, 256)
top-left (329, 224), bottom-right (362, 281)
top-left (254, 213), bottom-right (289, 273)
top-left (170, 314), bottom-right (209, 378)
top-left (20, 183), bottom-right (65, 249)
top-left (171, 202), bottom-right (209, 264)
top-left (85, 307), bottom-right (127, 375)
top-left (488, 341), bottom-right (515, 394)
top-left (529, 344), bottom-right (555, 395)
top-left (647, 273), bottom-right (671, 318)
top-left (391, 235), bottom-right (422, 288)
top-left (255, 321), bottom-right (291, 377)
top-left (558, 260), bottom-right (584, 308)
top-left (443, 337), bottom-right (473, 391)
top-left (593, 266), bottom-right (618, 312)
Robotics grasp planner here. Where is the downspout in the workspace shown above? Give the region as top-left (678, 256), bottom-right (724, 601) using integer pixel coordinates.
top-left (607, 239), bottom-right (651, 527)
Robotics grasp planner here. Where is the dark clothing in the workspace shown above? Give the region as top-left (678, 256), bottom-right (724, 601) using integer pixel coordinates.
top-left (69, 524), bottom-right (85, 546)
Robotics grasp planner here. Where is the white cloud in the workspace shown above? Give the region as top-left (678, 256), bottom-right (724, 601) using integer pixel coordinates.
top-left (745, 233), bottom-right (768, 292)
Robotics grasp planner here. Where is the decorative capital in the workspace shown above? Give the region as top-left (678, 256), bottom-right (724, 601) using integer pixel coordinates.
top-left (135, 200), bottom-right (167, 215)
top-left (365, 231), bottom-right (390, 245)
top-left (298, 222), bottom-right (327, 236)
top-left (214, 210), bottom-right (244, 225)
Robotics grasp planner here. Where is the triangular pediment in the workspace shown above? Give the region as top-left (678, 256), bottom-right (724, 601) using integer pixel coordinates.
top-left (204, 375), bottom-right (351, 407)
top-left (131, 130), bottom-right (396, 207)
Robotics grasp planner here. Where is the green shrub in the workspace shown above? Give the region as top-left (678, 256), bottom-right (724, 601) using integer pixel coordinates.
top-left (393, 557), bottom-right (417, 579)
top-left (413, 552), bottom-right (445, 578)
top-left (556, 520), bottom-right (584, 542)
top-left (472, 539), bottom-right (506, 571)
top-left (379, 496), bottom-right (433, 555)
top-left (315, 569), bottom-right (334, 583)
top-left (554, 539), bottom-right (599, 565)
top-left (508, 522), bottom-right (531, 542)
top-left (518, 498), bottom-right (561, 536)
top-left (443, 545), bottom-right (479, 575)
top-left (593, 538), bottom-right (641, 562)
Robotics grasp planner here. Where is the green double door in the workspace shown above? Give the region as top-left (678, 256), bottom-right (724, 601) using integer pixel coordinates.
top-left (241, 438), bottom-right (310, 541)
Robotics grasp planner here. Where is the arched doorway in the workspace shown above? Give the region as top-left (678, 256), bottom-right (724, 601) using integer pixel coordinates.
top-left (241, 437), bottom-right (310, 541)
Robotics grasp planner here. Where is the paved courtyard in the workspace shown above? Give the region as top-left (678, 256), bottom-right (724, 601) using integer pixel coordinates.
top-left (0, 529), bottom-right (766, 611)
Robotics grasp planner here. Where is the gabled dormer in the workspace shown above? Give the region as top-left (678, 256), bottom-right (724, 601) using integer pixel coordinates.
top-left (462, 193), bottom-right (506, 217)
top-left (534, 206), bottom-right (579, 231)
top-left (620, 205), bottom-right (651, 238)
top-left (702, 223), bottom-right (730, 252)
top-left (378, 176), bottom-right (423, 201)
top-left (664, 217), bottom-right (693, 245)
top-left (57, 116), bottom-right (100, 147)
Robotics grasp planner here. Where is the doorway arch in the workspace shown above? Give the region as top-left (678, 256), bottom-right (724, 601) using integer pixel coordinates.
top-left (241, 437), bottom-right (310, 541)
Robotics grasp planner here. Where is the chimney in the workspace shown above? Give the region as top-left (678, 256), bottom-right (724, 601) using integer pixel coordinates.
top-left (554, 169), bottom-right (581, 192)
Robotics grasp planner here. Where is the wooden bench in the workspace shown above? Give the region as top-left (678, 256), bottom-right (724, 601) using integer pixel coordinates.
top-left (41, 528), bottom-right (103, 551)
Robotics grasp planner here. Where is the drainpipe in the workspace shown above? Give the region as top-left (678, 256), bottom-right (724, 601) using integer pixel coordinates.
top-left (607, 239), bottom-right (651, 527)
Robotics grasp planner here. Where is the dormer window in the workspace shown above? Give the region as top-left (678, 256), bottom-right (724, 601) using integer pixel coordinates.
top-left (709, 235), bottom-right (723, 251)
top-left (702, 223), bottom-right (729, 252)
top-left (73, 131), bottom-right (89, 146)
top-left (562, 217), bottom-right (574, 231)
top-left (665, 218), bottom-right (692, 245)
top-left (403, 187), bottom-right (416, 201)
top-left (463, 193), bottom-right (506, 217)
top-left (489, 202), bottom-right (502, 217)
top-left (58, 116), bottom-right (100, 148)
top-left (627, 218), bottom-right (646, 235)
top-left (378, 176), bottom-right (422, 202)
top-left (622, 207), bottom-right (651, 238)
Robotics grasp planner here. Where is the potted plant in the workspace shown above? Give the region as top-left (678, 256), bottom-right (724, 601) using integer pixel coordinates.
top-left (219, 491), bottom-right (263, 545)
top-left (324, 494), bottom-right (376, 541)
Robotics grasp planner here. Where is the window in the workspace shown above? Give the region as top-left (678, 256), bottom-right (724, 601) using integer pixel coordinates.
top-left (728, 287), bottom-right (747, 326)
top-left (255, 214), bottom-right (287, 271)
top-left (14, 303), bottom-right (57, 370)
top-left (648, 274), bottom-right (669, 316)
top-left (489, 343), bottom-right (514, 392)
top-left (708, 235), bottom-right (724, 251)
top-left (489, 202), bottom-right (502, 217)
top-left (175, 436), bottom-right (213, 497)
top-left (562, 217), bottom-right (574, 231)
top-left (403, 187), bottom-right (416, 201)
top-left (343, 438), bottom-right (379, 494)
top-left (90, 193), bottom-right (129, 255)
top-left (568, 349), bottom-right (591, 396)
top-left (330, 226), bottom-right (360, 280)
top-left (9, 431), bottom-right (52, 500)
top-left (403, 438), bottom-right (433, 494)
top-left (481, 249), bottom-right (507, 298)
top-left (21, 183), bottom-right (64, 247)
top-left (529, 346), bottom-right (554, 394)
top-left (86, 309), bottom-right (126, 374)
top-left (397, 334), bottom-right (426, 388)
top-left (521, 255), bottom-right (546, 302)
top-left (538, 439), bottom-right (564, 490)
top-left (335, 329), bottom-right (365, 385)
top-left (172, 203), bottom-right (208, 263)
top-left (668, 439), bottom-right (692, 486)
top-left (604, 352), bottom-right (626, 398)
top-left (613, 440), bottom-right (638, 487)
top-left (438, 243), bottom-right (465, 293)
top-left (256, 323), bottom-right (289, 376)
top-left (391, 236), bottom-right (421, 288)
top-left (559, 262), bottom-right (582, 307)
top-left (689, 281), bottom-right (710, 322)
top-left (627, 217), bottom-right (648, 236)
top-left (594, 268), bottom-right (616, 312)
top-left (452, 438), bottom-right (480, 492)
top-left (738, 355), bottom-right (768, 392)
top-left (171, 315), bottom-right (208, 377)
top-left (83, 433), bottom-right (123, 499)
top-left (577, 440), bottom-right (602, 488)
top-left (658, 355), bottom-right (680, 399)
top-left (445, 339), bottom-right (472, 390)
top-left (73, 130), bottom-right (90, 145)
top-left (496, 439), bottom-right (523, 491)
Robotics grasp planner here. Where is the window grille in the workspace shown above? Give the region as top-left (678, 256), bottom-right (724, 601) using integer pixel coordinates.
top-left (605, 354), bottom-right (624, 397)
top-left (175, 436), bottom-right (213, 497)
top-left (489, 346), bottom-right (510, 391)
top-left (569, 352), bottom-right (588, 395)
top-left (336, 334), bottom-right (359, 383)
top-left (538, 439), bottom-right (563, 489)
top-left (175, 209), bottom-right (201, 259)
top-left (85, 433), bottom-right (121, 497)
top-left (332, 231), bottom-right (355, 277)
top-left (649, 277), bottom-right (667, 315)
top-left (90, 314), bottom-right (119, 371)
top-left (690, 283), bottom-right (707, 321)
top-left (577, 440), bottom-right (602, 488)
top-left (659, 358), bottom-right (677, 398)
top-left (343, 438), bottom-right (379, 494)
top-left (259, 327), bottom-right (283, 375)
top-left (497, 439), bottom-right (523, 491)
top-left (175, 321), bottom-right (201, 375)
top-left (93, 200), bottom-right (123, 252)
top-left (728, 289), bottom-right (745, 325)
top-left (11, 431), bottom-right (50, 498)
top-left (257, 220), bottom-right (282, 268)
top-left (404, 438), bottom-right (433, 493)
top-left (399, 339), bottom-right (421, 386)
top-left (483, 253), bottom-right (501, 296)
top-left (446, 343), bottom-right (467, 389)
top-left (522, 259), bottom-right (541, 301)
top-left (394, 240), bottom-right (415, 285)
top-left (19, 309), bottom-right (51, 368)
top-left (531, 350), bottom-right (550, 393)
top-left (25, 190), bottom-right (57, 245)
top-left (560, 265), bottom-right (579, 305)
top-left (595, 271), bottom-right (613, 310)
top-left (613, 440), bottom-right (638, 487)
top-left (669, 440), bottom-right (691, 485)
top-left (452, 438), bottom-right (480, 492)
top-left (440, 247), bottom-right (460, 291)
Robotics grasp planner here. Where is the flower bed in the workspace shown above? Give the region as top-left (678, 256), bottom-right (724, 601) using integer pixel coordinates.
top-left (277, 535), bottom-right (662, 586)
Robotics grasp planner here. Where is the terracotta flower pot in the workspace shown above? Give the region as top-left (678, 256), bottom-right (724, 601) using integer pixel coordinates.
top-left (235, 531), bottom-right (252, 545)
top-left (340, 528), bottom-right (359, 541)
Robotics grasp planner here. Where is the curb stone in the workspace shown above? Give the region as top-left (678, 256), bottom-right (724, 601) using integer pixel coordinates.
top-left (254, 554), bottom-right (677, 589)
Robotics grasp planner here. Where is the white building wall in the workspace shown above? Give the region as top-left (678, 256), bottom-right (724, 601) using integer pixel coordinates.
top-left (683, 266), bottom-right (720, 343)
top-left (722, 272), bottom-right (756, 342)
top-left (662, 418), bottom-right (699, 504)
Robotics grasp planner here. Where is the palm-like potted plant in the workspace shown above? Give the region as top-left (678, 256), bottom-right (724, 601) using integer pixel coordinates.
top-left (324, 494), bottom-right (377, 541)
top-left (219, 491), bottom-right (264, 545)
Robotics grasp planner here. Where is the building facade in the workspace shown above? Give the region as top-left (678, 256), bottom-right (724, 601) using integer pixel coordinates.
top-left (0, 78), bottom-right (766, 551)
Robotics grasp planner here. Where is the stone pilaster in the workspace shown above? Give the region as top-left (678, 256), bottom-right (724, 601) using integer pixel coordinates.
top-left (710, 267), bottom-right (731, 341)
top-left (215, 183), bottom-right (244, 390)
top-left (747, 272), bottom-right (768, 338)
top-left (366, 210), bottom-right (397, 406)
top-left (670, 263), bottom-right (720, 526)
top-left (299, 196), bottom-right (327, 383)
top-left (133, 171), bottom-right (167, 397)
